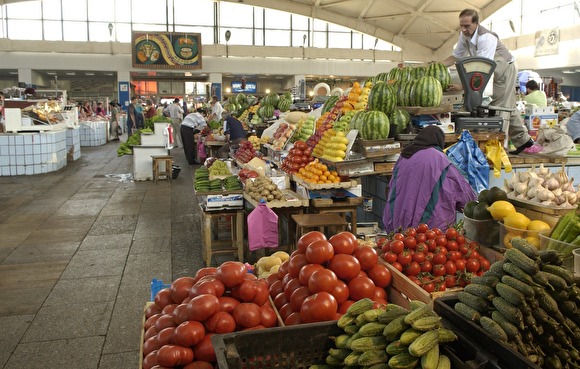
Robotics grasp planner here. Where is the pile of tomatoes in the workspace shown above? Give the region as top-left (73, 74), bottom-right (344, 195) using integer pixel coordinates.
top-left (378, 224), bottom-right (491, 293)
top-left (142, 261), bottom-right (278, 369)
top-left (279, 140), bottom-right (314, 174)
top-left (267, 231), bottom-right (392, 326)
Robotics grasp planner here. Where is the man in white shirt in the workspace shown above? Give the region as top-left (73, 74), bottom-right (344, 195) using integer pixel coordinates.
top-left (164, 98), bottom-right (184, 148)
top-left (208, 95), bottom-right (223, 126)
top-left (180, 112), bottom-right (207, 165)
top-left (442, 8), bottom-right (535, 155)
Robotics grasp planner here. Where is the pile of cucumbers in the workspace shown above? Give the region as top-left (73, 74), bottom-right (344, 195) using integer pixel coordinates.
top-left (309, 298), bottom-right (457, 369)
top-left (195, 167), bottom-right (242, 192)
top-left (194, 167), bottom-right (210, 192)
top-left (454, 237), bottom-right (580, 369)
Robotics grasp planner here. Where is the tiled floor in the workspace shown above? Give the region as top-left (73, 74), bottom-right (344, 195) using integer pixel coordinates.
top-left (0, 139), bottom-right (207, 369)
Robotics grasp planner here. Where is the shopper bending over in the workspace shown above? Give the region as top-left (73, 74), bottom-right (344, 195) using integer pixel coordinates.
top-left (441, 8), bottom-right (536, 155)
top-left (524, 80), bottom-right (547, 108)
top-left (382, 126), bottom-right (476, 233)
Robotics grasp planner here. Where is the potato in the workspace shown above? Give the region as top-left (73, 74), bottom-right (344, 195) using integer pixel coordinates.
top-left (262, 256), bottom-right (282, 270)
top-left (270, 251), bottom-right (289, 263)
top-left (269, 264), bottom-right (280, 274)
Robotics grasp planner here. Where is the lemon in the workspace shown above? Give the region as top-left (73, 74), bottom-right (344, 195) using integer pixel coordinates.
top-left (525, 236), bottom-right (541, 249)
top-left (527, 220), bottom-right (551, 232)
top-left (503, 212), bottom-right (531, 230)
top-left (503, 233), bottom-right (517, 249)
top-left (487, 200), bottom-right (516, 221)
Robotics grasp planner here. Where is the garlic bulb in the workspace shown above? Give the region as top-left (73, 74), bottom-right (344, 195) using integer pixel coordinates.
top-left (553, 187), bottom-right (563, 197)
top-left (541, 200), bottom-right (553, 206)
top-left (504, 178), bottom-right (514, 192)
top-left (519, 171), bottom-right (531, 182)
top-left (536, 188), bottom-right (551, 202)
top-left (538, 163), bottom-right (550, 177)
top-left (544, 177), bottom-right (560, 191)
top-left (515, 182), bottom-right (528, 195)
top-left (568, 192), bottom-right (578, 205)
top-left (554, 195), bottom-right (566, 205)
top-left (562, 178), bottom-right (576, 193)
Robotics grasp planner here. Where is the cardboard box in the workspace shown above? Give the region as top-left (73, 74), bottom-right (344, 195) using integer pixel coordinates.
top-left (525, 114), bottom-right (558, 130)
top-left (411, 113), bottom-right (455, 133)
top-left (206, 194), bottom-right (244, 208)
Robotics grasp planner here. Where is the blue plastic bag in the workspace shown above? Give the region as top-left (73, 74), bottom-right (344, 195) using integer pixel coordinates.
top-left (247, 200), bottom-right (279, 251)
top-left (445, 130), bottom-right (489, 193)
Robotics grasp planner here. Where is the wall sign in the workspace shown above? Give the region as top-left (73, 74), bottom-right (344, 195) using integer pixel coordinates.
top-left (132, 32), bottom-right (202, 69)
top-left (534, 28), bottom-right (559, 57)
top-left (232, 81), bottom-right (257, 93)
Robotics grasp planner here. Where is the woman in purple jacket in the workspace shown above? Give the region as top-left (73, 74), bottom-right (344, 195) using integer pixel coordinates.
top-left (383, 126), bottom-right (476, 232)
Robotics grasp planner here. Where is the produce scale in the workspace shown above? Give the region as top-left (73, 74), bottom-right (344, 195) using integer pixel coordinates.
top-left (453, 56), bottom-right (504, 132)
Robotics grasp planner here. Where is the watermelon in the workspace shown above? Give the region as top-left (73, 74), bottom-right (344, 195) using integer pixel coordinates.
top-left (426, 62), bottom-right (451, 91)
top-left (278, 98), bottom-right (292, 112)
top-left (355, 110), bottom-right (390, 140)
top-left (283, 91), bottom-right (293, 100)
top-left (373, 72), bottom-right (390, 85)
top-left (263, 93), bottom-right (280, 108)
top-left (236, 93), bottom-right (248, 105)
top-left (322, 95), bottom-right (339, 114)
top-left (412, 76), bottom-right (443, 107)
top-left (389, 108), bottom-right (411, 134)
top-left (387, 67), bottom-right (402, 81)
top-left (368, 83), bottom-right (396, 116)
top-left (399, 66), bottom-right (414, 82)
top-left (349, 110), bottom-right (365, 131)
top-left (410, 66), bottom-right (426, 80)
top-left (397, 79), bottom-right (418, 107)
top-left (261, 104), bottom-right (275, 118)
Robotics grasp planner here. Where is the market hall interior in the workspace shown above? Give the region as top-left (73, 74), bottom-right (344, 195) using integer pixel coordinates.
top-left (0, 138), bottom-right (204, 369)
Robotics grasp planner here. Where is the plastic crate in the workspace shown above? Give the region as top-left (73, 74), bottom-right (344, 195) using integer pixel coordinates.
top-left (211, 321), bottom-right (341, 369)
top-left (463, 216), bottom-right (499, 247)
top-left (498, 221), bottom-right (550, 250)
top-left (150, 278), bottom-right (170, 301)
top-left (539, 233), bottom-right (577, 272)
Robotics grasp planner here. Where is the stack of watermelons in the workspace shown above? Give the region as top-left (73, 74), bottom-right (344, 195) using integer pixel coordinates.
top-left (388, 63), bottom-right (450, 108)
top-left (257, 91), bottom-right (293, 118)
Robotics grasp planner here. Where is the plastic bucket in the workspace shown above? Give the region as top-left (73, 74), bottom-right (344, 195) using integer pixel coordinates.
top-left (172, 165), bottom-right (181, 179)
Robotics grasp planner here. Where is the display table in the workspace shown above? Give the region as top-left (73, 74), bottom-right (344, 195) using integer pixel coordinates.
top-left (79, 120), bottom-right (108, 146)
top-left (200, 205), bottom-right (245, 266)
top-left (66, 126), bottom-right (81, 162)
top-left (205, 140), bottom-right (227, 157)
top-left (0, 130), bottom-right (67, 176)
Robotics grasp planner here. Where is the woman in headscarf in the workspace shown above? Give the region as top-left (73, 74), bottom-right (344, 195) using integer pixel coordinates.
top-left (383, 126), bottom-right (476, 232)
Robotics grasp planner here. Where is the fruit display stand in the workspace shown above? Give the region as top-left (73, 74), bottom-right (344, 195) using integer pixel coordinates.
top-left (351, 138), bottom-right (401, 159)
top-left (508, 195), bottom-right (576, 227)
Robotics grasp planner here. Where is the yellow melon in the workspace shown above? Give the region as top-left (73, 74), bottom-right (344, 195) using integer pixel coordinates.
top-left (527, 220), bottom-right (551, 232)
top-left (503, 212), bottom-right (531, 230)
top-left (487, 200), bottom-right (516, 221)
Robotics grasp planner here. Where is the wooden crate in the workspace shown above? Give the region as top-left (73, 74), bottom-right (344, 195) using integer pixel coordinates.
top-left (310, 196), bottom-right (363, 207)
top-left (374, 162), bottom-right (396, 174)
top-left (292, 174), bottom-right (358, 190)
top-left (244, 189), bottom-right (308, 208)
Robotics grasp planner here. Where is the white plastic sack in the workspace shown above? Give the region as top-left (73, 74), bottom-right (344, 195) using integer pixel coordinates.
top-left (536, 126), bottom-right (575, 157)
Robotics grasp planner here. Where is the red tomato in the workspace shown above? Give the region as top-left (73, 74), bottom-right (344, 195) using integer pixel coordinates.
top-left (425, 239), bottom-right (437, 252)
top-left (393, 233), bottom-right (405, 241)
top-left (353, 246), bottom-right (379, 271)
top-left (155, 314), bottom-right (177, 332)
top-left (186, 294), bottom-right (220, 322)
top-left (438, 283), bottom-right (447, 292)
top-left (338, 300), bottom-right (356, 314)
top-left (412, 252), bottom-right (426, 264)
top-left (347, 276), bottom-right (376, 301)
top-left (328, 254), bottom-right (361, 281)
top-left (415, 233), bottom-right (427, 244)
top-left (468, 250), bottom-right (480, 260)
top-left (154, 288), bottom-right (173, 309)
top-left (190, 276), bottom-right (226, 298)
top-left (455, 234), bottom-right (466, 245)
top-left (305, 239), bottom-right (335, 264)
top-left (277, 260), bottom-right (289, 279)
top-left (282, 273), bottom-right (292, 288)
top-left (290, 286), bottom-right (312, 311)
top-left (455, 259), bottom-right (466, 271)
top-left (417, 223), bottom-right (429, 234)
top-left (373, 286), bottom-right (387, 300)
top-left (285, 312), bottom-right (303, 326)
top-left (433, 264), bottom-right (447, 277)
top-left (479, 258), bottom-right (491, 271)
top-left (445, 227), bottom-right (458, 240)
top-left (435, 236), bottom-right (448, 248)
top-left (170, 277), bottom-right (196, 304)
top-left (383, 251), bottom-right (398, 264)
top-left (143, 336), bottom-right (161, 357)
top-left (468, 241), bottom-right (479, 250)
top-left (329, 231), bottom-right (358, 255)
top-left (423, 282), bottom-right (435, 293)
top-left (298, 263), bottom-right (325, 286)
top-left (173, 320), bottom-right (206, 347)
top-left (458, 244), bottom-right (469, 255)
top-left (445, 260), bottom-right (457, 275)
top-left (391, 261), bottom-right (403, 272)
top-left (268, 280), bottom-right (284, 300)
top-left (445, 275), bottom-right (457, 288)
top-left (284, 278), bottom-right (303, 301)
top-left (367, 264), bottom-right (392, 288)
top-left (432, 252), bottom-right (447, 265)
top-left (420, 260), bottom-right (433, 273)
top-left (287, 253), bottom-right (309, 278)
top-left (231, 278), bottom-right (269, 306)
top-left (424, 230), bottom-right (436, 240)
top-left (145, 304), bottom-right (162, 319)
top-left (278, 303), bottom-right (293, 320)
top-left (273, 292), bottom-right (287, 310)
top-left (446, 240), bottom-right (458, 252)
top-left (432, 228), bottom-right (443, 236)
top-left (266, 273), bottom-right (279, 286)
top-left (405, 227), bottom-right (417, 237)
top-left (405, 261), bottom-right (421, 277)
top-left (448, 251), bottom-right (462, 262)
top-left (397, 251), bottom-right (412, 266)
top-left (193, 333), bottom-right (216, 363)
top-left (260, 303), bottom-right (278, 328)
top-left (205, 311), bottom-right (236, 334)
top-left (300, 292), bottom-right (338, 323)
top-left (390, 240), bottom-right (404, 254)
top-left (162, 304), bottom-right (178, 315)
top-left (233, 302), bottom-right (262, 328)
top-left (145, 313), bottom-right (162, 331)
top-left (144, 325), bottom-right (158, 342)
top-left (403, 236), bottom-right (417, 250)
top-left (142, 350), bottom-right (158, 369)
top-left (466, 258), bottom-right (481, 272)
top-left (157, 327), bottom-right (175, 346)
top-left (330, 280), bottom-right (350, 305)
top-left (308, 269), bottom-right (339, 293)
top-left (297, 231), bottom-right (327, 253)
top-left (216, 261), bottom-right (247, 288)
top-left (193, 267), bottom-right (217, 283)
top-left (157, 345), bottom-right (182, 367)
top-left (183, 361), bottom-right (214, 369)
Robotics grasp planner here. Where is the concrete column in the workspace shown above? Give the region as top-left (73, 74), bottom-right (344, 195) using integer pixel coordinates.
top-left (18, 68), bottom-right (32, 86)
top-left (117, 70), bottom-right (131, 111)
top-left (209, 73), bottom-right (223, 101)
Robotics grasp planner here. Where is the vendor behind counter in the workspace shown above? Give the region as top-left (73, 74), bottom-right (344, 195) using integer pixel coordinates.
top-left (217, 114), bottom-right (248, 158)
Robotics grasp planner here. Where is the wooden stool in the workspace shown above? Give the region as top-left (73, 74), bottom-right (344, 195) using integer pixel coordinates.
top-left (152, 155), bottom-right (173, 182)
top-left (291, 213), bottom-right (348, 247)
top-left (310, 197), bottom-right (363, 235)
top-left (201, 207), bottom-right (244, 266)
